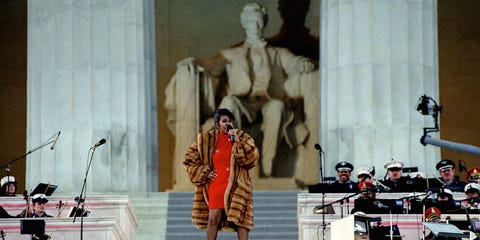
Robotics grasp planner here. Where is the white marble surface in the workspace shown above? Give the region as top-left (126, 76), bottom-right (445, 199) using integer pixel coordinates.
top-left (320, 0), bottom-right (440, 179)
top-left (27, 0), bottom-right (158, 193)
top-left (0, 217), bottom-right (124, 240)
top-left (1, 194), bottom-right (138, 240)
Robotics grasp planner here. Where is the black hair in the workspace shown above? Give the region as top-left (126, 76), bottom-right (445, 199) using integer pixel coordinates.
top-left (213, 108), bottom-right (235, 124)
top-left (0, 182), bottom-right (17, 196)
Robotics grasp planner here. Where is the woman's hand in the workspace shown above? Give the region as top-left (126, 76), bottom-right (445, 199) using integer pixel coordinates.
top-left (207, 170), bottom-right (218, 181)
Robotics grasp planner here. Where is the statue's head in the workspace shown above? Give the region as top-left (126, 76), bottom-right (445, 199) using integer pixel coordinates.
top-left (240, 2), bottom-right (268, 37)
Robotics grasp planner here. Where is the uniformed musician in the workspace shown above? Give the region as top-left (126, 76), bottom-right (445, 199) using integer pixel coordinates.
top-left (332, 161), bottom-right (358, 192)
top-left (380, 159), bottom-right (413, 192)
top-left (434, 159), bottom-right (467, 192)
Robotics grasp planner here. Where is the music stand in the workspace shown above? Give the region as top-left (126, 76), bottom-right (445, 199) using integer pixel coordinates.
top-left (313, 205), bottom-right (335, 214)
top-left (68, 206), bottom-right (91, 217)
top-left (30, 183), bottom-right (57, 196)
top-left (422, 222), bottom-right (469, 239)
top-left (20, 219), bottom-right (45, 235)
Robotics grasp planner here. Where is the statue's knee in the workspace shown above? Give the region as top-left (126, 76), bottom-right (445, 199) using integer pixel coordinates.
top-left (263, 99), bottom-right (285, 115)
top-left (219, 96), bottom-right (236, 109)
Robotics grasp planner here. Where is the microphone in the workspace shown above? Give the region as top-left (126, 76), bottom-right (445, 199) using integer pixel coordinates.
top-left (227, 125), bottom-right (235, 142)
top-left (369, 166), bottom-right (376, 177)
top-left (314, 143), bottom-right (323, 153)
top-left (361, 186), bottom-right (378, 194)
top-left (459, 160), bottom-right (467, 172)
top-left (93, 138), bottom-right (106, 148)
top-left (374, 179), bottom-right (391, 192)
top-left (374, 200), bottom-right (390, 209)
top-left (50, 131), bottom-right (61, 150)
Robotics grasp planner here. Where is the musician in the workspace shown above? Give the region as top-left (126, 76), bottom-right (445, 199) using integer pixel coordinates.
top-left (467, 167), bottom-right (480, 183)
top-left (423, 207), bottom-right (442, 240)
top-left (464, 183), bottom-right (480, 211)
top-left (433, 188), bottom-right (462, 214)
top-left (351, 181), bottom-right (378, 214)
top-left (17, 194), bottom-right (53, 218)
top-left (331, 161), bottom-right (358, 192)
top-left (31, 194), bottom-right (53, 218)
top-left (0, 176), bottom-right (17, 196)
top-left (357, 181), bottom-right (376, 200)
top-left (355, 167), bottom-right (372, 183)
top-left (380, 159), bottom-right (414, 192)
top-left (425, 206), bottom-right (442, 222)
top-left (434, 159), bottom-right (466, 192)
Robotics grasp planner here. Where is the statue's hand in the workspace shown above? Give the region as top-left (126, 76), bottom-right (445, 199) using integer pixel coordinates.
top-left (300, 60), bottom-right (315, 73)
top-left (177, 57), bottom-right (198, 77)
top-left (177, 57), bottom-right (195, 67)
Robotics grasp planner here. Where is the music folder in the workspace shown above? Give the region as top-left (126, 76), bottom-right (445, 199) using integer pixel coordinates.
top-left (20, 219), bottom-right (45, 234)
top-left (30, 183), bottom-right (57, 196)
top-left (422, 222), bottom-right (469, 238)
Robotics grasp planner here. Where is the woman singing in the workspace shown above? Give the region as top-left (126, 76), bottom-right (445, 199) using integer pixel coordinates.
top-left (183, 108), bottom-right (259, 240)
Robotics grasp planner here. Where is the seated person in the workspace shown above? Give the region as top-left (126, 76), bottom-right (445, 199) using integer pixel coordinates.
top-left (356, 167), bottom-right (373, 183)
top-left (463, 183), bottom-right (480, 213)
top-left (32, 194), bottom-right (53, 218)
top-left (17, 194), bottom-right (53, 218)
top-left (352, 182), bottom-right (403, 214)
top-left (331, 161), bottom-right (358, 192)
top-left (357, 182), bottom-right (376, 200)
top-left (432, 188), bottom-right (462, 214)
top-left (0, 176), bottom-right (17, 196)
top-left (380, 159), bottom-right (423, 192)
top-left (424, 207), bottom-right (442, 240)
top-left (351, 181), bottom-right (377, 214)
top-left (429, 159), bottom-right (467, 192)
top-left (467, 167), bottom-right (480, 184)
top-left (409, 188), bottom-right (462, 214)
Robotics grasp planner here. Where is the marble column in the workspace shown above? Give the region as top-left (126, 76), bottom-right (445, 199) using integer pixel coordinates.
top-left (27, 0), bottom-right (157, 193)
top-left (320, 0), bottom-right (440, 178)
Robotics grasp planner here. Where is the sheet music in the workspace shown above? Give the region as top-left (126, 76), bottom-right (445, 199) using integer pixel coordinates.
top-left (422, 222), bottom-right (464, 235)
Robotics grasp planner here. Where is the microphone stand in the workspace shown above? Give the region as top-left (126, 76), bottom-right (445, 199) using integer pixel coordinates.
top-left (314, 144), bottom-right (326, 239)
top-left (420, 190), bottom-right (435, 240)
top-left (73, 145), bottom-right (99, 240)
top-left (314, 191), bottom-right (364, 216)
top-left (1, 132), bottom-right (59, 178)
top-left (464, 203), bottom-right (475, 234)
top-left (373, 178), bottom-right (391, 192)
top-left (389, 208), bottom-right (393, 240)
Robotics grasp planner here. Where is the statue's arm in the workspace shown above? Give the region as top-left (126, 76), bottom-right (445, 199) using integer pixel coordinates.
top-left (278, 48), bottom-right (316, 75)
top-left (196, 52), bottom-right (228, 78)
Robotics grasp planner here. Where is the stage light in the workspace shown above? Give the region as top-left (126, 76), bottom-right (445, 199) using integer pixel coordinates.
top-left (417, 95), bottom-right (480, 156)
top-left (416, 95), bottom-right (442, 116)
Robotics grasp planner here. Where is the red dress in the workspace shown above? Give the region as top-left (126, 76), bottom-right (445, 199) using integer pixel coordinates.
top-left (208, 133), bottom-right (233, 209)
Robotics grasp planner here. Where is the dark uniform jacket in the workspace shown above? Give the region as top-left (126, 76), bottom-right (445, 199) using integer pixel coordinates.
top-left (380, 176), bottom-right (423, 192)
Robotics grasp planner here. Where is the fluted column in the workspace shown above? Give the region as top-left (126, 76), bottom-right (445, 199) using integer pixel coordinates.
top-left (27, 0), bottom-right (157, 193)
top-left (320, 0), bottom-right (439, 178)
